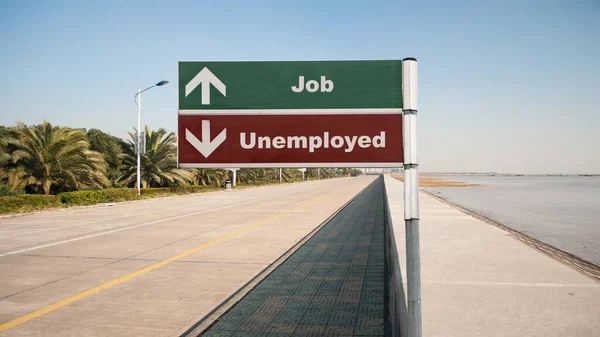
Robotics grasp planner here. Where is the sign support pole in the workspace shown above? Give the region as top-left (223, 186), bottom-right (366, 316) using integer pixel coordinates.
top-left (402, 57), bottom-right (421, 337)
top-left (226, 168), bottom-right (239, 187)
top-left (136, 88), bottom-right (142, 196)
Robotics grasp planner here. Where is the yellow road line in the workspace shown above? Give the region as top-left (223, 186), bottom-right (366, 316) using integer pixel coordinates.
top-left (0, 188), bottom-right (340, 332)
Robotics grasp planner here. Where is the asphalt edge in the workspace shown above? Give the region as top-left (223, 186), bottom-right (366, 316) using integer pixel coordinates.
top-left (179, 177), bottom-right (378, 337)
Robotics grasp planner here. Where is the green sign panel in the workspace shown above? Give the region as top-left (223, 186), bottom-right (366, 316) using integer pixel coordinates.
top-left (178, 60), bottom-right (402, 110)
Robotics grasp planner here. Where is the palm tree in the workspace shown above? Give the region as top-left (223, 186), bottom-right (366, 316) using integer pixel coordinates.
top-left (338, 168), bottom-right (350, 177)
top-left (0, 128), bottom-right (10, 181)
top-left (319, 168), bottom-right (337, 179)
top-left (119, 126), bottom-right (192, 188)
top-left (7, 121), bottom-right (109, 194)
top-left (237, 168), bottom-right (261, 183)
top-left (193, 168), bottom-right (229, 186)
top-left (236, 168), bottom-right (281, 183)
top-left (281, 168), bottom-right (303, 182)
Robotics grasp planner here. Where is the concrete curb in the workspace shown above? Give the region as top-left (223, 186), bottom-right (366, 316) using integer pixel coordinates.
top-left (383, 175), bottom-right (409, 337)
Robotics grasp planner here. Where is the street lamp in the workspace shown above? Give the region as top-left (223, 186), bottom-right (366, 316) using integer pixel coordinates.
top-left (133, 80), bottom-right (169, 195)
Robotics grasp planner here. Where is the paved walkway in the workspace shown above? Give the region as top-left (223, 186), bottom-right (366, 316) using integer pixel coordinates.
top-left (384, 175), bottom-right (600, 337)
top-left (197, 178), bottom-right (387, 337)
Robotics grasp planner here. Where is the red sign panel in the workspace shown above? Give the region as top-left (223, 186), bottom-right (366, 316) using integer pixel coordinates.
top-left (178, 114), bottom-right (402, 167)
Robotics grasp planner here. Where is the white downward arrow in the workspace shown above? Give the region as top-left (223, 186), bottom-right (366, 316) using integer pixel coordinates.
top-left (185, 67), bottom-right (226, 105)
top-left (185, 120), bottom-right (227, 158)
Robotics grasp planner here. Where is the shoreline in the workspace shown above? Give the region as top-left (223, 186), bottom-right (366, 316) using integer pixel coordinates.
top-left (420, 189), bottom-right (600, 282)
top-left (391, 174), bottom-right (485, 187)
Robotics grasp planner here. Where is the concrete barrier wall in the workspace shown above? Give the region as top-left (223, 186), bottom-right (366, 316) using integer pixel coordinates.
top-left (383, 175), bottom-right (409, 337)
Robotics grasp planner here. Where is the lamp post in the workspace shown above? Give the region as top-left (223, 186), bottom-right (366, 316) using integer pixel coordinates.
top-left (133, 80), bottom-right (169, 195)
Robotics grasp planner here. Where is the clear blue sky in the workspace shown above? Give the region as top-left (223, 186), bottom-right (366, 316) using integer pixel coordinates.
top-left (1, 0), bottom-right (598, 173)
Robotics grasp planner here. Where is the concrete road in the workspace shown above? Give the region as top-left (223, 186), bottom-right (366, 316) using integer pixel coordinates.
top-left (0, 176), bottom-right (376, 336)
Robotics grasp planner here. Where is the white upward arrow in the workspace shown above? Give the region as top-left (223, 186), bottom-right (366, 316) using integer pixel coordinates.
top-left (185, 67), bottom-right (226, 105)
top-left (185, 120), bottom-right (227, 158)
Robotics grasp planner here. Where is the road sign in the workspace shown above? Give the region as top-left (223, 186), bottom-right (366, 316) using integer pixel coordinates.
top-left (179, 114), bottom-right (402, 167)
top-left (178, 60), bottom-right (403, 168)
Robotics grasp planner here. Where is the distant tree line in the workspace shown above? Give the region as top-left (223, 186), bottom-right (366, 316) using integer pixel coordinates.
top-left (0, 121), bottom-right (362, 196)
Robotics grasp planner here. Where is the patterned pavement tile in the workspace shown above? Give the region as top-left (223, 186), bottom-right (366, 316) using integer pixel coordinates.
top-left (265, 323), bottom-right (298, 334)
top-left (354, 324), bottom-right (385, 336)
top-left (238, 319), bottom-right (271, 333)
top-left (230, 332), bottom-right (263, 337)
top-left (196, 178), bottom-right (387, 337)
top-left (294, 324), bottom-right (327, 335)
top-left (323, 325), bottom-right (354, 336)
top-left (328, 311), bottom-right (357, 326)
top-left (200, 331), bottom-right (235, 337)
top-left (272, 309), bottom-right (307, 325)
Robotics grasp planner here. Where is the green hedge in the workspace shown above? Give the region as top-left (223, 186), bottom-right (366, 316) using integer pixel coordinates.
top-left (0, 184), bottom-right (14, 196)
top-left (59, 189), bottom-right (140, 205)
top-left (236, 179), bottom-right (304, 188)
top-left (0, 194), bottom-right (62, 214)
top-left (59, 190), bottom-right (110, 205)
top-left (57, 186), bottom-right (221, 206)
top-left (0, 179), bottom-right (301, 215)
top-left (103, 188), bottom-right (139, 202)
top-left (141, 185), bottom-right (219, 197)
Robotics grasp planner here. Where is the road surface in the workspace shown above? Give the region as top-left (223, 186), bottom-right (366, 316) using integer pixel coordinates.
top-left (0, 177), bottom-right (376, 336)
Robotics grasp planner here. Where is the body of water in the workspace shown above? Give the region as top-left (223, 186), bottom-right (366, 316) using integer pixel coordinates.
top-left (422, 175), bottom-right (600, 265)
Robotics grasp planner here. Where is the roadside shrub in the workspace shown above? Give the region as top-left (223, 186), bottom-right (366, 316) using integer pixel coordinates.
top-left (0, 181), bottom-right (289, 215)
top-left (0, 194), bottom-right (62, 214)
top-left (59, 190), bottom-right (107, 205)
top-left (236, 179), bottom-right (303, 188)
top-left (59, 189), bottom-right (142, 205)
top-left (170, 185), bottom-right (220, 193)
top-left (140, 185), bottom-right (219, 198)
top-left (103, 188), bottom-right (138, 202)
top-left (140, 188), bottom-right (174, 198)
top-left (238, 180), bottom-right (279, 187)
top-left (0, 184), bottom-right (16, 196)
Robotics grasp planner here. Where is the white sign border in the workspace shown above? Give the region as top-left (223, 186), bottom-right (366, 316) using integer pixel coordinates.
top-left (178, 162), bottom-right (403, 168)
top-left (178, 108), bottom-right (402, 115)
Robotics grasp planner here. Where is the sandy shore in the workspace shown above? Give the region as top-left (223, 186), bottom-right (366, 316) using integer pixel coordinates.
top-left (391, 174), bottom-right (485, 187)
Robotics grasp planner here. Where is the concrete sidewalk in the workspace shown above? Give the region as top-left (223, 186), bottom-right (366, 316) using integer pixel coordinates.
top-left (384, 175), bottom-right (600, 337)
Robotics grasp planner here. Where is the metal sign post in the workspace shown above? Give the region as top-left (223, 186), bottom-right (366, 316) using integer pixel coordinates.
top-left (226, 168), bottom-right (239, 187)
top-left (402, 57), bottom-right (421, 337)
